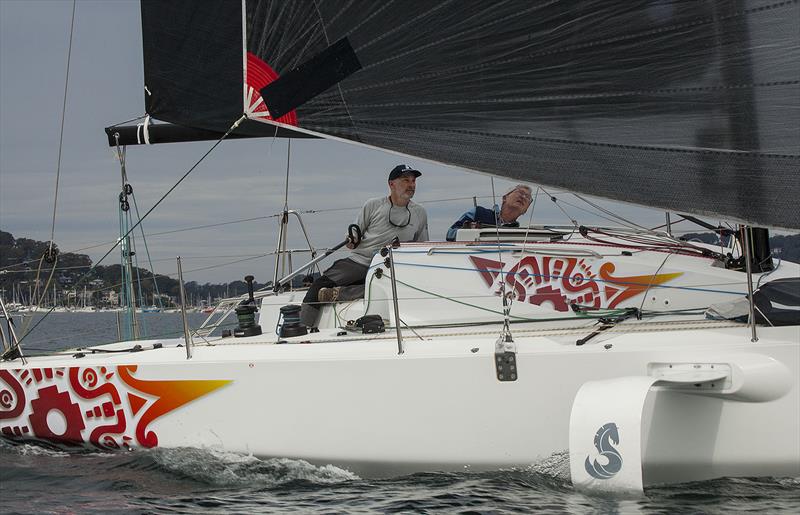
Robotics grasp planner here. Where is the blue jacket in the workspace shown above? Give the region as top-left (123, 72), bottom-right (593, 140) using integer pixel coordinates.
top-left (446, 205), bottom-right (519, 241)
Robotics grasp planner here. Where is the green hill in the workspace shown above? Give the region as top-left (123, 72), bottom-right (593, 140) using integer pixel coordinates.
top-left (0, 230), bottom-right (268, 307)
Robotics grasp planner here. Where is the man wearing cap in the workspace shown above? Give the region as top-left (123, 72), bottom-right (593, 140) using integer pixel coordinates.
top-left (446, 184), bottom-right (533, 241)
top-left (300, 164), bottom-right (429, 328)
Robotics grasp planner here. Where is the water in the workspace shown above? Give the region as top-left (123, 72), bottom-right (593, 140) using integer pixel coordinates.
top-left (9, 312), bottom-right (213, 354)
top-left (2, 313), bottom-right (799, 513)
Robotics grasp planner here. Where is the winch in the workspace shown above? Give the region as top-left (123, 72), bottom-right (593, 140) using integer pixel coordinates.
top-left (277, 304), bottom-right (307, 338)
top-left (234, 275), bottom-right (262, 337)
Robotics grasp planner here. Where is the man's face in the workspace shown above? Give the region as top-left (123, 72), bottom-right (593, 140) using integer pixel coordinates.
top-left (389, 174), bottom-right (417, 200)
top-left (503, 187), bottom-right (532, 212)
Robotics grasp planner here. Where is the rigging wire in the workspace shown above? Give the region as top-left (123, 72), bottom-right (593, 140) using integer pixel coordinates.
top-left (13, 0), bottom-right (77, 339)
top-left (283, 139), bottom-right (291, 212)
top-left (48, 0), bottom-right (77, 252)
top-left (13, 116), bottom-right (247, 347)
top-left (105, 113), bottom-right (148, 129)
top-left (571, 193), bottom-right (653, 232)
top-left (520, 186), bottom-right (540, 250)
top-left (577, 226), bottom-right (718, 259)
top-left (637, 251), bottom-right (675, 313)
top-left (128, 218), bottom-right (149, 335)
top-left (539, 187), bottom-right (579, 228)
top-left (0, 195), bottom-right (535, 273)
top-left (490, 177), bottom-right (514, 346)
top-left (17, 254), bottom-right (59, 337)
top-left (92, 115), bottom-right (247, 271)
top-left (130, 191), bottom-right (164, 309)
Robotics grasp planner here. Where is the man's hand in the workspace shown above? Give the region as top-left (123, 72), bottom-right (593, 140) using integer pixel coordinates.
top-left (346, 224), bottom-right (362, 249)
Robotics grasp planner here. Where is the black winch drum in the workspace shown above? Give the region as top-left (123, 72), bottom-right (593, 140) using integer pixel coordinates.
top-left (234, 304), bottom-right (262, 337)
top-left (278, 304), bottom-right (307, 338)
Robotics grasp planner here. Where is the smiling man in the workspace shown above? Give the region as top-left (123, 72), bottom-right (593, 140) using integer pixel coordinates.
top-left (300, 164), bottom-right (429, 328)
top-left (446, 185), bottom-right (533, 241)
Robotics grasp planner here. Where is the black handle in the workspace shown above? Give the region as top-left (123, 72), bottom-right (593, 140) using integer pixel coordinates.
top-left (244, 275), bottom-right (256, 303)
top-left (348, 224), bottom-right (362, 248)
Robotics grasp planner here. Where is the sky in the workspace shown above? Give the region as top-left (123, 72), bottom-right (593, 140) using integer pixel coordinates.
top-left (1, 0), bottom-right (686, 285)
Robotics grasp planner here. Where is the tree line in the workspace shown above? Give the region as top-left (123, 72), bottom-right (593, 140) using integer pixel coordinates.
top-left (0, 230), bottom-right (268, 307)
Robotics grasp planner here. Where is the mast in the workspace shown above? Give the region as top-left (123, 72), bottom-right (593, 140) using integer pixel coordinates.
top-left (113, 137), bottom-right (139, 340)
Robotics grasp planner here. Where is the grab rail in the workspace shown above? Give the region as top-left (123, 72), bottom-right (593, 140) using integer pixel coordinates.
top-left (273, 210), bottom-right (319, 290)
top-left (426, 245), bottom-right (602, 259)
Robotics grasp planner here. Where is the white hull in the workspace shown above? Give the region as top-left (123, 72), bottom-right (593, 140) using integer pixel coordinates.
top-left (2, 322), bottom-right (798, 485)
top-left (2, 237), bottom-right (798, 492)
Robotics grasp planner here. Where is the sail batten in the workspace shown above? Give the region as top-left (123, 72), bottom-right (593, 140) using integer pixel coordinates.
top-left (139, 0), bottom-right (800, 229)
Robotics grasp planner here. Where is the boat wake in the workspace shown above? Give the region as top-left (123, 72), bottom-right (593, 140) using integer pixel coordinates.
top-left (147, 447), bottom-right (359, 486)
top-left (526, 449), bottom-right (572, 483)
top-left (0, 438), bottom-right (358, 486)
top-left (0, 438), bottom-right (70, 457)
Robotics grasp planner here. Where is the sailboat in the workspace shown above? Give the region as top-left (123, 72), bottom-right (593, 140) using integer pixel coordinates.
top-left (1, 0), bottom-right (798, 495)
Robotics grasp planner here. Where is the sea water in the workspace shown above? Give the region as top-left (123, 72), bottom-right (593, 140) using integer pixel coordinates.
top-left (1, 313), bottom-right (799, 514)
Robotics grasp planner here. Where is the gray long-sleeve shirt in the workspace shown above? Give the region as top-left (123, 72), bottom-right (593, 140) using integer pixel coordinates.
top-left (348, 196), bottom-right (429, 266)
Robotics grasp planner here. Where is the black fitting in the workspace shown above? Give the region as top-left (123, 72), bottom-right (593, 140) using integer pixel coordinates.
top-left (234, 275), bottom-right (262, 337)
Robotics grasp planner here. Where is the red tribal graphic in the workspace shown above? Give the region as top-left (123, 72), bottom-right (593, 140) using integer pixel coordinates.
top-left (469, 255), bottom-right (681, 311)
top-left (0, 366), bottom-right (230, 450)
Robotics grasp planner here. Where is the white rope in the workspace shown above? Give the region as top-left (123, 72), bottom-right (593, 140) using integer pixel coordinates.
top-left (136, 114), bottom-right (151, 145)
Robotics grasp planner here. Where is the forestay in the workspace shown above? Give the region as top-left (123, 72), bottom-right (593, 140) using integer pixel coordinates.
top-left (140, 0), bottom-right (800, 229)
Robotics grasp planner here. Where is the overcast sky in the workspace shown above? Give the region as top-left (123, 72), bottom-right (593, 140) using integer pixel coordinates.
top-left (1, 0), bottom-right (686, 284)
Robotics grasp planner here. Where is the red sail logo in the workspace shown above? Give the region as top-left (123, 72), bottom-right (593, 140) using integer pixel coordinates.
top-left (469, 255), bottom-right (681, 311)
top-left (245, 52), bottom-right (298, 126)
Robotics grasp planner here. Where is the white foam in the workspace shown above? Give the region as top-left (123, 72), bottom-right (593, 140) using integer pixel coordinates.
top-left (527, 449), bottom-right (572, 482)
top-left (149, 447), bottom-right (359, 486)
top-left (0, 440), bottom-right (69, 457)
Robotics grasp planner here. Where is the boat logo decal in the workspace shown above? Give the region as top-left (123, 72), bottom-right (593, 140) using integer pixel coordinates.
top-left (584, 422), bottom-right (623, 480)
top-left (469, 255), bottom-right (682, 311)
top-left (0, 366), bottom-right (230, 450)
top-left (245, 52), bottom-right (299, 126)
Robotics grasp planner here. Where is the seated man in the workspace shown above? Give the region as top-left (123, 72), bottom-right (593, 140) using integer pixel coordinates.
top-left (446, 185), bottom-right (533, 241)
top-left (300, 164), bottom-right (429, 328)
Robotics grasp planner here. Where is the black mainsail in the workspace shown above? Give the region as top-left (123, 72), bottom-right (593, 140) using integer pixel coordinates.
top-left (137, 0), bottom-right (799, 229)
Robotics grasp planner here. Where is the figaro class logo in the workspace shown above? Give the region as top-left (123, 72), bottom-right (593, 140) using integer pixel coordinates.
top-left (584, 422), bottom-right (623, 480)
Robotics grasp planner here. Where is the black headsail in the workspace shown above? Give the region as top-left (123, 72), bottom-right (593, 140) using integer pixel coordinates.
top-left (136, 0), bottom-right (800, 229)
top-left (109, 0), bottom-right (318, 145)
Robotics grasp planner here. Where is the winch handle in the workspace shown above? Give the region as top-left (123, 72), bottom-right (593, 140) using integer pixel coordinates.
top-left (273, 224), bottom-right (363, 293)
top-left (348, 224), bottom-right (363, 248)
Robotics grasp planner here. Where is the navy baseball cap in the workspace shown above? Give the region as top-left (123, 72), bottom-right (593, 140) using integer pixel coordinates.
top-left (388, 164), bottom-right (422, 180)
